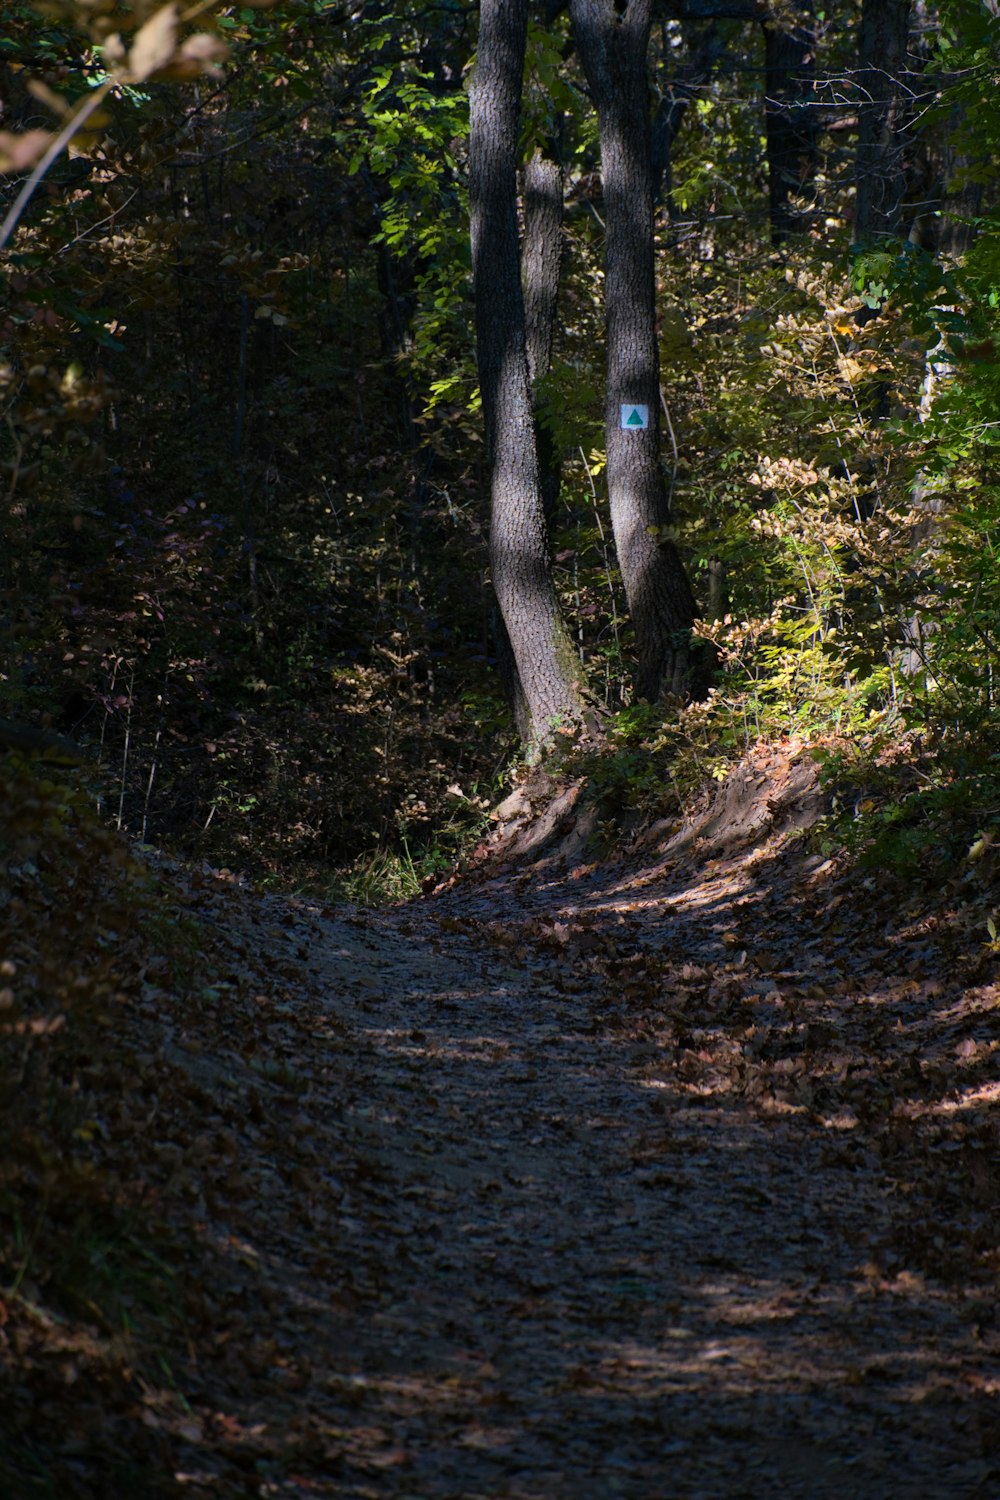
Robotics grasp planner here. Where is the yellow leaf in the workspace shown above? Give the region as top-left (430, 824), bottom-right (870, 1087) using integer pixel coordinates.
top-left (837, 355), bottom-right (866, 384)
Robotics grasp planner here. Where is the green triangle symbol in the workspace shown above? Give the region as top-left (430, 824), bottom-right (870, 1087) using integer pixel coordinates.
top-left (626, 408), bottom-right (643, 427)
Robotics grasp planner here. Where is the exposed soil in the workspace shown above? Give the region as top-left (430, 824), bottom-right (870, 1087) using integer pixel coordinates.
top-left (6, 743), bottom-right (1000, 1497)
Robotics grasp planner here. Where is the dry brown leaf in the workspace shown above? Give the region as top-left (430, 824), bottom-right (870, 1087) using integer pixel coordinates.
top-left (0, 129), bottom-right (53, 172)
top-left (128, 3), bottom-right (180, 84)
top-left (178, 33), bottom-right (229, 77)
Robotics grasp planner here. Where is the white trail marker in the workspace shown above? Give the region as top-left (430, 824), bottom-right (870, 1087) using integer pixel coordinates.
top-left (620, 403), bottom-right (649, 430)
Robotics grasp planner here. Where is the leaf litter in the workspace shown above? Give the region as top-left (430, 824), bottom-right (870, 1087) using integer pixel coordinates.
top-left (3, 747), bottom-right (1000, 1498)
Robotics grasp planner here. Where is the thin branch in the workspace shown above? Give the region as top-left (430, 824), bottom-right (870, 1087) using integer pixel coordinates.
top-left (0, 81), bottom-right (112, 252)
top-left (55, 187), bottom-right (140, 256)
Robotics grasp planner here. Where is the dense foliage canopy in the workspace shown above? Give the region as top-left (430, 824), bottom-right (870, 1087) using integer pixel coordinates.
top-left (1, 0), bottom-right (999, 883)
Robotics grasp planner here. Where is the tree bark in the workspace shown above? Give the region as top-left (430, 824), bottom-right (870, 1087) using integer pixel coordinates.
top-left (854, 0), bottom-right (911, 244)
top-left (933, 103), bottom-right (985, 257)
top-left (470, 0), bottom-right (588, 749)
top-left (523, 149), bottom-right (563, 395)
top-left (570, 0), bottom-right (701, 702)
top-left (522, 146), bottom-right (564, 524)
top-left (762, 1), bottom-right (818, 243)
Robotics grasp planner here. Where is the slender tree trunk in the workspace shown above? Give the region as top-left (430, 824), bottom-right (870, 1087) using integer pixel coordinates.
top-left (651, 20), bottom-right (727, 219)
top-left (522, 145), bottom-right (564, 524)
top-left (470, 0), bottom-right (588, 750)
top-left (935, 117), bottom-right (985, 257)
top-left (523, 148), bottom-right (563, 396)
top-left (855, 0), bottom-right (911, 244)
top-left (570, 0), bottom-right (701, 702)
top-left (762, 1), bottom-right (819, 243)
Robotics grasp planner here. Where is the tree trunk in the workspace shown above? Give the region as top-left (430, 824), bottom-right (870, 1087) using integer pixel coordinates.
top-left (523, 148), bottom-right (563, 396)
top-left (762, 1), bottom-right (819, 243)
top-left (934, 109), bottom-right (985, 257)
top-left (855, 0), bottom-right (911, 244)
top-left (651, 19), bottom-right (727, 220)
top-left (522, 145), bottom-right (564, 525)
top-left (570, 0), bottom-right (701, 702)
top-left (470, 0), bottom-right (588, 750)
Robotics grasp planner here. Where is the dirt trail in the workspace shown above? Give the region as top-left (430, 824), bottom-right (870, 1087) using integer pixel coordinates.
top-left (174, 797), bottom-right (1000, 1499)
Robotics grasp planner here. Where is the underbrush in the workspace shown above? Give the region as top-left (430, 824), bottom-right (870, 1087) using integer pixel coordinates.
top-left (0, 750), bottom-right (208, 1496)
top-left (551, 684), bottom-right (1000, 905)
top-left (330, 784), bottom-right (494, 905)
top-left (812, 729), bottom-right (1000, 886)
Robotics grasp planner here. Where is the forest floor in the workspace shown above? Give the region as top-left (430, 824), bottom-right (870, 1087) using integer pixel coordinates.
top-left (5, 742), bottom-right (1000, 1498)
